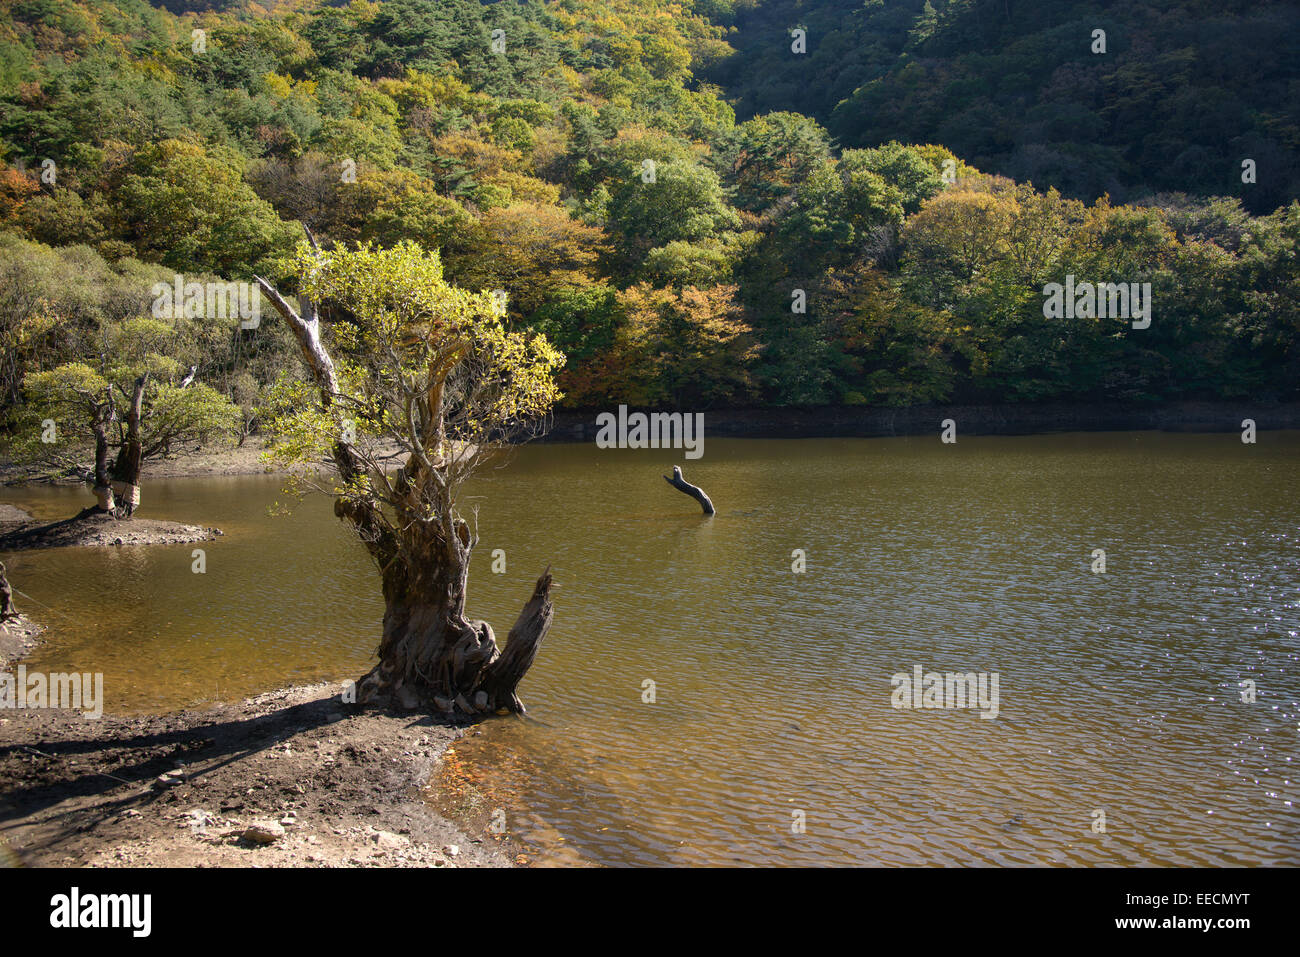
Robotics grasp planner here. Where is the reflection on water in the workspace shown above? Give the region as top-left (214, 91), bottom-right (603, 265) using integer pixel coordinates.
top-left (4, 433), bottom-right (1299, 865)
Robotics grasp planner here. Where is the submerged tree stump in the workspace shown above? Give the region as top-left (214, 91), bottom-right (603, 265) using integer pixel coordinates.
top-left (664, 466), bottom-right (715, 515)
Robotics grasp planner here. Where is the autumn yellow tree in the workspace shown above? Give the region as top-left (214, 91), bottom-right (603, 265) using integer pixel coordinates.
top-left (450, 202), bottom-right (608, 317)
top-left (257, 241), bottom-right (564, 715)
top-left (614, 283), bottom-right (758, 406)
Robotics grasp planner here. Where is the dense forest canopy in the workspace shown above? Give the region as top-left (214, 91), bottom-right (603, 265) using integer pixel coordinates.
top-left (0, 0), bottom-right (1296, 456)
top-left (710, 0), bottom-right (1300, 215)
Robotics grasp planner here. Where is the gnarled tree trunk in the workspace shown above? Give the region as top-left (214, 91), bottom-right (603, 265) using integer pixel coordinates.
top-left (110, 374), bottom-right (146, 517)
top-left (84, 384), bottom-right (118, 514)
top-left (356, 522), bottom-right (554, 715)
top-left (91, 416), bottom-right (115, 514)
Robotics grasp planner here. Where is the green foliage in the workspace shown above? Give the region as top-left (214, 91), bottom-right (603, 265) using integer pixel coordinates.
top-left (715, 111), bottom-right (831, 215)
top-left (0, 0), bottom-right (1294, 421)
top-left (12, 319), bottom-right (241, 476)
top-left (529, 284), bottom-right (624, 407)
top-left (259, 241), bottom-right (564, 501)
top-left (116, 140), bottom-right (301, 276)
top-left (605, 160), bottom-right (740, 262)
top-left (711, 0), bottom-right (1299, 215)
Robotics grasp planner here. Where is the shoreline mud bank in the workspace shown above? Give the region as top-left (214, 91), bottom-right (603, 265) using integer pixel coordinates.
top-left (0, 683), bottom-right (523, 868)
top-left (0, 614), bottom-right (44, 672)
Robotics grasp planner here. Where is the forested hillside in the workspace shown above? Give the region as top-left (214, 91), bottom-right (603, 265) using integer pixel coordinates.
top-left (709, 0), bottom-right (1300, 214)
top-left (1, 0), bottom-right (1296, 439)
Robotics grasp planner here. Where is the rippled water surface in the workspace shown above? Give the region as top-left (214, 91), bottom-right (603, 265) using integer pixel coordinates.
top-left (4, 433), bottom-right (1298, 865)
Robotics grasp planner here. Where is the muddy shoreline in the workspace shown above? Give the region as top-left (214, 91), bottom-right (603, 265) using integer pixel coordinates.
top-left (0, 682), bottom-right (525, 868)
top-left (0, 614), bottom-right (44, 672)
top-left (0, 442), bottom-right (279, 487)
top-left (0, 600), bottom-right (528, 869)
top-left (0, 447), bottom-right (530, 870)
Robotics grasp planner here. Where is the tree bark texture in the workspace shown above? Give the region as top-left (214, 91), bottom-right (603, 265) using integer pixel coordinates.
top-left (111, 374), bottom-right (147, 517)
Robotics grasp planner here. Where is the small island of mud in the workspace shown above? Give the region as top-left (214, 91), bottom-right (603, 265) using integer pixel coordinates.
top-left (0, 509), bottom-right (222, 552)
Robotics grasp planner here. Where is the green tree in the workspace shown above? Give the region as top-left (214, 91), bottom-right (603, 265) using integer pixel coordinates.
top-left (117, 139), bottom-right (299, 276)
top-left (605, 159), bottom-right (740, 265)
top-left (717, 111), bottom-right (831, 215)
top-left (257, 240), bottom-right (563, 715)
top-left (14, 315), bottom-right (241, 514)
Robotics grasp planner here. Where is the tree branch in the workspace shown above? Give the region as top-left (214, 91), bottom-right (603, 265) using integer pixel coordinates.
top-left (663, 466), bottom-right (715, 515)
top-left (255, 272), bottom-right (395, 562)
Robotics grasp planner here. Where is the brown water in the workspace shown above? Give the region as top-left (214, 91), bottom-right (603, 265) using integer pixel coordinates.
top-left (3, 433), bottom-right (1298, 866)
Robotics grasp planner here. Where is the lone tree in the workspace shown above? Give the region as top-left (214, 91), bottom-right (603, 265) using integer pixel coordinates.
top-left (15, 316), bottom-right (240, 516)
top-left (256, 240), bottom-right (564, 715)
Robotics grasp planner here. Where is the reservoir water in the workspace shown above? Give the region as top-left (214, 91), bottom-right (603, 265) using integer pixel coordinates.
top-left (3, 433), bottom-right (1298, 865)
